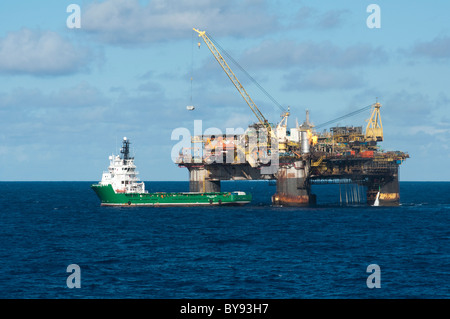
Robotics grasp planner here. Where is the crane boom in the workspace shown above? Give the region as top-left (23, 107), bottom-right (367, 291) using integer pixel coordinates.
top-left (193, 28), bottom-right (270, 131)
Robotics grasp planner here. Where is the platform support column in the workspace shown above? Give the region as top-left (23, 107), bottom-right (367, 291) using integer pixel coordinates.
top-left (272, 160), bottom-right (315, 206)
top-left (367, 166), bottom-right (400, 206)
top-left (189, 167), bottom-right (221, 193)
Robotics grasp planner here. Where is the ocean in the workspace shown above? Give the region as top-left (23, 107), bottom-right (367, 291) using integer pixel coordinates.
top-left (0, 181), bottom-right (449, 299)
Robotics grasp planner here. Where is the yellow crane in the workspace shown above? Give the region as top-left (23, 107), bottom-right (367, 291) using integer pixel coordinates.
top-left (193, 28), bottom-right (272, 134)
top-left (365, 101), bottom-right (383, 141)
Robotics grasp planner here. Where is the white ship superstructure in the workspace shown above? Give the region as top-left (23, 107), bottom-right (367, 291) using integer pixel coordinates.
top-left (99, 137), bottom-right (146, 194)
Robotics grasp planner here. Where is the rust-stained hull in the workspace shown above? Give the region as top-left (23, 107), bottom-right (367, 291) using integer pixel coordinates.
top-left (271, 193), bottom-right (316, 206)
top-left (367, 172), bottom-right (400, 206)
top-left (377, 193), bottom-right (400, 206)
top-left (367, 189), bottom-right (400, 206)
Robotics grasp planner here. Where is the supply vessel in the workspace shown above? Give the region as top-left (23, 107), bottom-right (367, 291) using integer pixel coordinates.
top-left (91, 137), bottom-right (252, 206)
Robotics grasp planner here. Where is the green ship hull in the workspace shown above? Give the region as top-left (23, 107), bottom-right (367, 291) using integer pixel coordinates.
top-left (91, 184), bottom-right (252, 207)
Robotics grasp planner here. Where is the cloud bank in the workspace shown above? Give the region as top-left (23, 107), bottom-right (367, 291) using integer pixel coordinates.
top-left (412, 36), bottom-right (450, 59)
top-left (82, 0), bottom-right (279, 44)
top-left (0, 28), bottom-right (91, 76)
top-left (240, 40), bottom-right (388, 69)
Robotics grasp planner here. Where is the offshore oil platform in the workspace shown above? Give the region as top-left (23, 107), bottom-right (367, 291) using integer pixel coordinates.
top-left (176, 29), bottom-right (409, 206)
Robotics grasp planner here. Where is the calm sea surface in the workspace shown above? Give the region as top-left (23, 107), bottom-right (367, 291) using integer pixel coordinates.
top-left (0, 181), bottom-right (449, 299)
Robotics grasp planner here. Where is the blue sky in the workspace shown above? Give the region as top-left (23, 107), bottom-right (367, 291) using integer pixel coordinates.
top-left (0, 0), bottom-right (449, 181)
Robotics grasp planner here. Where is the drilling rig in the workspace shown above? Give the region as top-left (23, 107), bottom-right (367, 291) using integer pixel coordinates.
top-left (176, 29), bottom-right (409, 206)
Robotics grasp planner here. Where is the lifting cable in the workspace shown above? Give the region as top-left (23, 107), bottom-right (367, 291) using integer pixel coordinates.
top-left (206, 32), bottom-right (286, 114)
top-left (315, 104), bottom-right (373, 130)
top-left (189, 31), bottom-right (195, 105)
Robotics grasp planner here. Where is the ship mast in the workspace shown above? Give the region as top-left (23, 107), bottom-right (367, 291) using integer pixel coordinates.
top-left (120, 137), bottom-right (132, 163)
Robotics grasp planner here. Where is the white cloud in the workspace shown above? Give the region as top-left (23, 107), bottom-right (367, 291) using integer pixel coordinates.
top-left (412, 36), bottom-right (450, 59)
top-left (82, 0), bottom-right (279, 44)
top-left (382, 91), bottom-right (438, 127)
top-left (240, 40), bottom-right (388, 69)
top-left (0, 82), bottom-right (107, 111)
top-left (283, 69), bottom-right (364, 91)
top-left (0, 28), bottom-right (91, 76)
top-left (316, 9), bottom-right (350, 29)
top-left (408, 125), bottom-right (450, 136)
